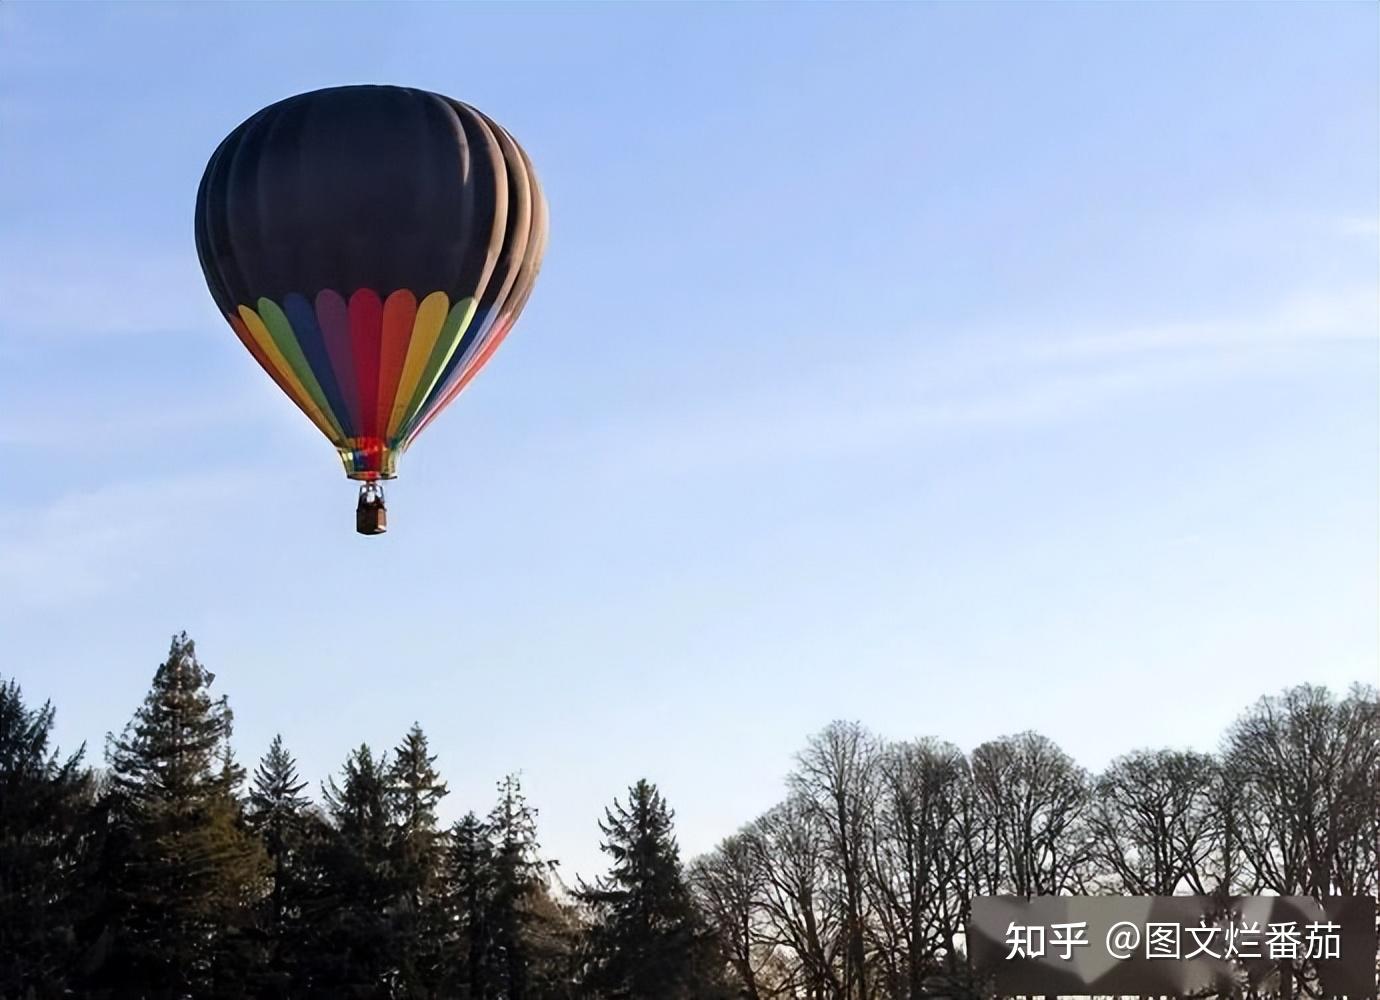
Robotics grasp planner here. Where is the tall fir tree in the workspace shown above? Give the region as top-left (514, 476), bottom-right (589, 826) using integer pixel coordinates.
top-left (388, 723), bottom-right (451, 998)
top-left (389, 724), bottom-right (450, 902)
top-left (306, 743), bottom-right (399, 998)
top-left (486, 774), bottom-right (554, 1000)
top-left (323, 743), bottom-right (392, 857)
top-left (576, 780), bottom-right (728, 1000)
top-left (0, 677), bottom-right (94, 999)
top-left (442, 776), bottom-right (566, 1000)
top-left (445, 811), bottom-right (498, 999)
top-left (247, 734), bottom-right (315, 996)
top-left (249, 735), bottom-right (311, 924)
top-left (95, 632), bottom-right (269, 998)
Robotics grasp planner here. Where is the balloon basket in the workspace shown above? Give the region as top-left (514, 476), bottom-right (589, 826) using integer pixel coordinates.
top-left (356, 483), bottom-right (387, 536)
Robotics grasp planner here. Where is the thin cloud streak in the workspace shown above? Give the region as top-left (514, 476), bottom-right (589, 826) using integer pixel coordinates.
top-left (1027, 287), bottom-right (1377, 362)
top-left (1335, 215), bottom-right (1380, 238)
top-left (0, 468), bottom-right (266, 610)
top-left (562, 285), bottom-right (1377, 478)
top-left (0, 243), bottom-right (214, 340)
top-left (0, 386), bottom-right (278, 450)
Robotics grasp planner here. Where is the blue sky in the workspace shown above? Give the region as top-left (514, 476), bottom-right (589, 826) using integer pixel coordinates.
top-left (1, 2), bottom-right (1376, 882)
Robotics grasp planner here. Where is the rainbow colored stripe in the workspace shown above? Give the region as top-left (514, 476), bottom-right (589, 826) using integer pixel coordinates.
top-left (228, 288), bottom-right (516, 480)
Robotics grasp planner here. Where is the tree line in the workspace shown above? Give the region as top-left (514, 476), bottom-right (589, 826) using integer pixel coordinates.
top-left (0, 632), bottom-right (1375, 1000)
top-left (687, 692), bottom-right (1378, 998)
top-left (1, 634), bottom-right (723, 999)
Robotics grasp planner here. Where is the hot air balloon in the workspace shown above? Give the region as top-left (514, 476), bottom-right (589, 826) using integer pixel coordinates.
top-left (194, 85), bottom-right (547, 534)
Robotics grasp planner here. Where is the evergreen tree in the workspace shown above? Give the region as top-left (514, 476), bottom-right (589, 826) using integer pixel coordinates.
top-left (486, 774), bottom-right (556, 1000)
top-left (576, 780), bottom-right (727, 1000)
top-left (324, 743), bottom-right (392, 856)
top-left (247, 734), bottom-right (315, 996)
top-left (442, 777), bottom-right (567, 1000)
top-left (389, 724), bottom-right (450, 901)
top-left (0, 677), bottom-right (94, 999)
top-left (95, 632), bottom-right (269, 998)
top-left (445, 811), bottom-right (498, 998)
top-left (388, 724), bottom-right (451, 998)
top-left (249, 735), bottom-right (311, 924)
top-left (305, 743), bottom-right (399, 997)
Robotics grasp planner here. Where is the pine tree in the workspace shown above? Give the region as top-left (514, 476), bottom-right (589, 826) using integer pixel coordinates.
top-left (576, 780), bottom-right (727, 1000)
top-left (249, 735), bottom-right (311, 923)
top-left (445, 811), bottom-right (497, 998)
top-left (388, 724), bottom-right (451, 998)
top-left (486, 774), bottom-right (553, 1000)
top-left (306, 743), bottom-right (399, 997)
top-left (96, 632), bottom-right (269, 997)
top-left (247, 734), bottom-right (315, 995)
top-left (389, 724), bottom-right (450, 902)
top-left (442, 777), bottom-right (564, 1000)
top-left (324, 743), bottom-right (392, 856)
top-left (0, 677), bottom-right (94, 999)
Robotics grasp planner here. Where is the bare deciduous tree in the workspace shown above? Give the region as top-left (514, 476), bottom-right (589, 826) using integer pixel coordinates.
top-left (753, 795), bottom-right (847, 999)
top-left (1224, 684), bottom-right (1378, 898)
top-left (1090, 748), bottom-right (1220, 895)
top-left (969, 731), bottom-right (1092, 897)
top-left (865, 738), bottom-right (970, 1000)
top-left (691, 832), bottom-right (769, 1000)
top-left (791, 722), bottom-right (879, 1000)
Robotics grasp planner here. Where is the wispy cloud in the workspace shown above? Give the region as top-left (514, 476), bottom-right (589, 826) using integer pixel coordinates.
top-left (1022, 286), bottom-right (1376, 362)
top-left (0, 469), bottom-right (261, 610)
top-left (0, 242), bottom-right (214, 340)
top-left (1333, 215), bottom-right (1380, 239)
top-left (569, 285), bottom-right (1377, 476)
top-left (0, 385), bottom-right (275, 451)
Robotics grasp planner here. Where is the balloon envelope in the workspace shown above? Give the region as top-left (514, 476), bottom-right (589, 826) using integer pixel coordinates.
top-left (194, 85), bottom-right (547, 480)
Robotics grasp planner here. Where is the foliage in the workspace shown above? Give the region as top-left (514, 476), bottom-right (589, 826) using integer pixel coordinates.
top-left (1, 632), bottom-right (1375, 1000)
